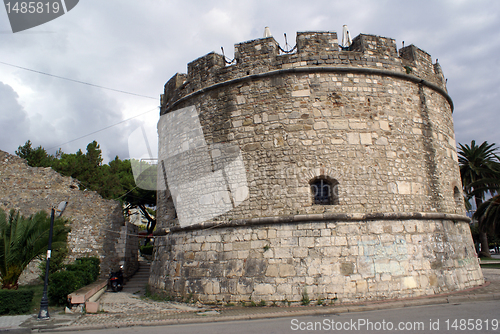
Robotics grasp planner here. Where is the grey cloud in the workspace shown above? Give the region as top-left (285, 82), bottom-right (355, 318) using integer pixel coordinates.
top-left (0, 82), bottom-right (32, 153)
top-left (1, 0), bottom-right (499, 163)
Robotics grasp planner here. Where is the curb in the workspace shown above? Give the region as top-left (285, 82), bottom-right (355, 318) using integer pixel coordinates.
top-left (0, 329), bottom-right (32, 334)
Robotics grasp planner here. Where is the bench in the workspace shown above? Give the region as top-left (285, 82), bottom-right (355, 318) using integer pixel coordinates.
top-left (67, 279), bottom-right (107, 313)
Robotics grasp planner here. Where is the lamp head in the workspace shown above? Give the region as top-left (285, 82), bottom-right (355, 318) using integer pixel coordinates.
top-left (56, 201), bottom-right (68, 217)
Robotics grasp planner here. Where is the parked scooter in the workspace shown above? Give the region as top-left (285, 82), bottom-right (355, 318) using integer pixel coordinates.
top-left (108, 265), bottom-right (124, 292)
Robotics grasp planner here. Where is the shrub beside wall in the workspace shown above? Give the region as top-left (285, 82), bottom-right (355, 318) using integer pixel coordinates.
top-left (0, 290), bottom-right (34, 315)
top-left (49, 257), bottom-right (100, 306)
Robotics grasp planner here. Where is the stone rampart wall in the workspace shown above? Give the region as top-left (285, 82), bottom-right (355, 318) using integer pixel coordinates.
top-left (0, 150), bottom-right (137, 279)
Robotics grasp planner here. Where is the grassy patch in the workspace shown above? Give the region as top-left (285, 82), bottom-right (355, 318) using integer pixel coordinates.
top-left (144, 284), bottom-right (172, 302)
top-left (301, 288), bottom-right (310, 306)
top-left (480, 263), bottom-right (500, 269)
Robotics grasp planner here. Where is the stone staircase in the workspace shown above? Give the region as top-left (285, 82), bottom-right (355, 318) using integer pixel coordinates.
top-left (123, 260), bottom-right (150, 295)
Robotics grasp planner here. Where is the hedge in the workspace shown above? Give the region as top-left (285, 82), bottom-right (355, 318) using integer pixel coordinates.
top-left (74, 257), bottom-right (100, 281)
top-left (0, 290), bottom-right (34, 315)
top-left (49, 271), bottom-right (83, 306)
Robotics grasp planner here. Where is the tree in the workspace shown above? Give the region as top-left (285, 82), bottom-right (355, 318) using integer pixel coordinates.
top-left (110, 158), bottom-right (157, 234)
top-left (15, 140), bottom-right (53, 167)
top-left (52, 141), bottom-right (107, 191)
top-left (471, 172), bottom-right (500, 244)
top-left (0, 209), bottom-right (70, 289)
top-left (458, 140), bottom-right (500, 257)
top-left (475, 194), bottom-right (500, 240)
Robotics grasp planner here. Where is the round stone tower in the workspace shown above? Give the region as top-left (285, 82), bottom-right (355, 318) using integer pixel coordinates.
top-left (150, 31), bottom-right (484, 304)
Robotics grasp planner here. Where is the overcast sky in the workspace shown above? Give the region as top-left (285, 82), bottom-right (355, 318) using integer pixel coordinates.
top-left (1, 0), bottom-right (499, 163)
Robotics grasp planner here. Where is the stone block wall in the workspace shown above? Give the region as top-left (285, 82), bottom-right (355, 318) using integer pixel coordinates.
top-left (150, 215), bottom-right (483, 304)
top-left (116, 223), bottom-right (139, 277)
top-left (0, 150), bottom-right (137, 278)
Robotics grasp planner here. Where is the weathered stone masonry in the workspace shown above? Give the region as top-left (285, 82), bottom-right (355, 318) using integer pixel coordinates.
top-left (0, 150), bottom-right (138, 279)
top-left (151, 31), bottom-right (484, 303)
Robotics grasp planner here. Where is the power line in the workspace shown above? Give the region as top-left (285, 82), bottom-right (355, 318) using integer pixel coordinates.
top-left (0, 61), bottom-right (158, 100)
top-left (47, 107), bottom-right (159, 151)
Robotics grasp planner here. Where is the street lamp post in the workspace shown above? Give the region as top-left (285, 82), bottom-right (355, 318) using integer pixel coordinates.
top-left (38, 201), bottom-right (68, 320)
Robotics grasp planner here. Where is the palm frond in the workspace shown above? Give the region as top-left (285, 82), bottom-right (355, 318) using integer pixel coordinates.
top-left (458, 140), bottom-right (500, 199)
top-left (0, 208), bottom-right (70, 288)
top-left (475, 194), bottom-right (500, 234)
top-left (0, 209), bottom-right (8, 278)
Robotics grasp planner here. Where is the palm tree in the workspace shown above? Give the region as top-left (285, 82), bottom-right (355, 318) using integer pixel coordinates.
top-left (458, 140), bottom-right (500, 257)
top-left (0, 209), bottom-right (70, 289)
top-left (475, 194), bottom-right (500, 240)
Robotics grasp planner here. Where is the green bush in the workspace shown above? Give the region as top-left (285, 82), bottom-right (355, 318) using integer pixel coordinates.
top-left (64, 264), bottom-right (93, 286)
top-left (0, 290), bottom-right (34, 315)
top-left (49, 271), bottom-right (83, 306)
top-left (65, 257), bottom-right (100, 285)
top-left (76, 257), bottom-right (100, 281)
top-left (39, 246), bottom-right (69, 280)
top-left (140, 244), bottom-right (154, 256)
top-left (48, 257), bottom-right (100, 306)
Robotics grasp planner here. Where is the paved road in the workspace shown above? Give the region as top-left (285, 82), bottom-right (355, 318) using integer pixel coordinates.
top-left (54, 299), bottom-right (500, 334)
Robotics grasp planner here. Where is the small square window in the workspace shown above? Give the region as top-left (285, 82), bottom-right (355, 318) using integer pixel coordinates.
top-left (310, 177), bottom-right (339, 205)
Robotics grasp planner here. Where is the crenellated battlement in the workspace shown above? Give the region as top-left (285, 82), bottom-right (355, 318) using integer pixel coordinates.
top-left (296, 31), bottom-right (339, 54)
top-left (161, 30), bottom-right (447, 112)
top-left (399, 44), bottom-right (446, 86)
top-left (350, 34), bottom-right (398, 58)
top-left (234, 36), bottom-right (280, 65)
top-left (187, 52), bottom-right (225, 82)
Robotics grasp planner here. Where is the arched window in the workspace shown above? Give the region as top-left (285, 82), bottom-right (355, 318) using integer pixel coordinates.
top-left (310, 177), bottom-right (339, 205)
top-left (453, 186), bottom-right (462, 207)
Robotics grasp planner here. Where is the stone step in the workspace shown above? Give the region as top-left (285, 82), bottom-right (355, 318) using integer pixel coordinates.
top-left (136, 267), bottom-right (151, 271)
top-left (129, 273), bottom-right (148, 278)
top-left (125, 283), bottom-right (148, 289)
top-left (121, 262), bottom-right (150, 294)
top-left (128, 280), bottom-right (148, 284)
top-left (126, 282), bottom-right (148, 287)
top-left (123, 262), bottom-right (150, 290)
top-left (129, 277), bottom-right (148, 282)
top-left (134, 270), bottom-right (150, 275)
top-left (128, 275), bottom-right (148, 280)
